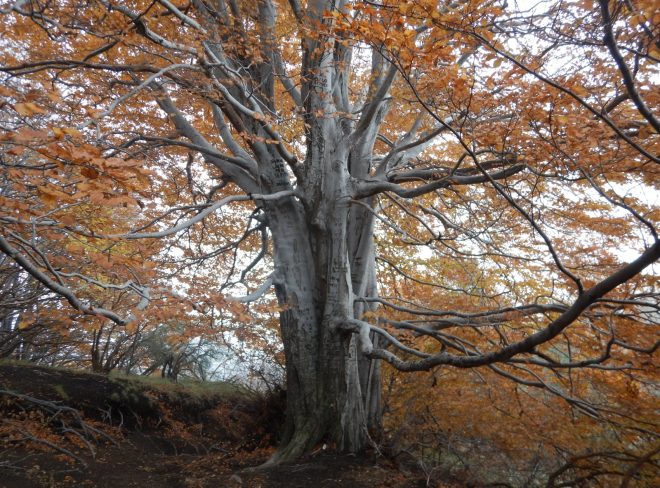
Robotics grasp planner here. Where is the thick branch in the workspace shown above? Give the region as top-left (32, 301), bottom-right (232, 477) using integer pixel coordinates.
top-left (105, 191), bottom-right (294, 239)
top-left (354, 164), bottom-right (527, 199)
top-left (366, 241), bottom-right (660, 370)
top-left (598, 0), bottom-right (660, 134)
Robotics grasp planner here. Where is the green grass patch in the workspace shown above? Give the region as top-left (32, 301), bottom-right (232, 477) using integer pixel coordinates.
top-left (0, 358), bottom-right (248, 402)
top-left (108, 371), bottom-right (249, 401)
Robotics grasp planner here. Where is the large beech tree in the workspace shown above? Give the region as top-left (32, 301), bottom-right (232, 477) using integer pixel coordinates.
top-left (0, 0), bottom-right (658, 465)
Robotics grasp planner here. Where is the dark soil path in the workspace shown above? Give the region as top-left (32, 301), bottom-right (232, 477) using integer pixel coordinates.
top-left (0, 362), bottom-right (429, 487)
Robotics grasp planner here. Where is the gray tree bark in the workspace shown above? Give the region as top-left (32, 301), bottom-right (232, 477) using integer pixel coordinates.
top-left (261, 127), bottom-right (380, 463)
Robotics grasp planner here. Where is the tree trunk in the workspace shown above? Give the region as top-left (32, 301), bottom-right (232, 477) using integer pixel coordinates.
top-left (262, 153), bottom-right (381, 464)
top-left (269, 308), bottom-right (368, 464)
top-left (349, 198), bottom-right (382, 436)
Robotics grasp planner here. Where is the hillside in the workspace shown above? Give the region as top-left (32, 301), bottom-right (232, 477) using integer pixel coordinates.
top-left (0, 362), bottom-right (429, 488)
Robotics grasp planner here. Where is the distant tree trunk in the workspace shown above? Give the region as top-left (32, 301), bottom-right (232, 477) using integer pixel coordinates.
top-left (90, 328), bottom-right (104, 373)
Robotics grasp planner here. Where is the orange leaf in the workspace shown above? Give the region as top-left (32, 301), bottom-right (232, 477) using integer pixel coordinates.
top-left (14, 102), bottom-right (46, 116)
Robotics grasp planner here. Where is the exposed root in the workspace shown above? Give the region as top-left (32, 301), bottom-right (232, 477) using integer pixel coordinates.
top-left (0, 389), bottom-right (118, 466)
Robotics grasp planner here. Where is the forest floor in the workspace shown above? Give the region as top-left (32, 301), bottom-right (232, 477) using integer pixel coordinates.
top-left (0, 362), bottom-right (436, 487)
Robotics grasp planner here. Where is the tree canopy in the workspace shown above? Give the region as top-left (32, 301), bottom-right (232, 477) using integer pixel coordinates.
top-left (0, 0), bottom-right (658, 481)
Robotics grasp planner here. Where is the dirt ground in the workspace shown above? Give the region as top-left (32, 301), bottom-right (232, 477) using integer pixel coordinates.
top-left (0, 363), bottom-right (429, 488)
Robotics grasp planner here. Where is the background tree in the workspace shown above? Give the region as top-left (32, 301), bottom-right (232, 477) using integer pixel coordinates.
top-left (0, 0), bottom-right (657, 470)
